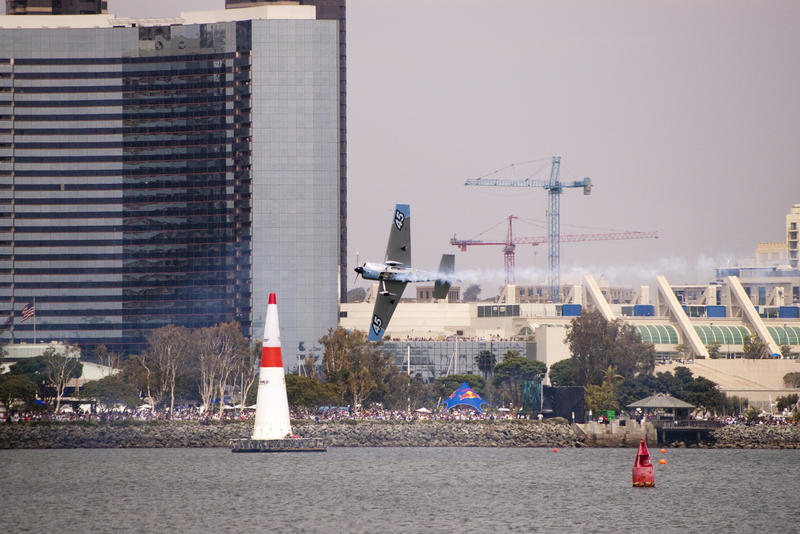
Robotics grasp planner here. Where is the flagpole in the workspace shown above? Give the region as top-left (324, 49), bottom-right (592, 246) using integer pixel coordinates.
top-left (33, 296), bottom-right (36, 344)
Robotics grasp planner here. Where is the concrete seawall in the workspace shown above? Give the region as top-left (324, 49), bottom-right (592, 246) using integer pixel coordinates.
top-left (576, 420), bottom-right (658, 447)
top-left (0, 420), bottom-right (798, 449)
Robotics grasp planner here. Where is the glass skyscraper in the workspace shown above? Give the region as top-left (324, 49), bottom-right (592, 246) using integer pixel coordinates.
top-left (0, 5), bottom-right (342, 362)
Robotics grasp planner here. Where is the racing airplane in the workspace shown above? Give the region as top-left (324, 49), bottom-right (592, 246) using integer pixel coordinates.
top-left (354, 203), bottom-right (456, 342)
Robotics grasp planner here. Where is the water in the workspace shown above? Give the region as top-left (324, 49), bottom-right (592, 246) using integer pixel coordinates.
top-left (3, 447), bottom-right (799, 533)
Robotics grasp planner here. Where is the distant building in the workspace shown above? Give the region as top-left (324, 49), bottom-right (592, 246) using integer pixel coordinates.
top-left (5, 0), bottom-right (107, 15)
top-left (415, 285), bottom-right (460, 302)
top-left (717, 203), bottom-right (800, 306)
top-left (0, 5), bottom-right (344, 361)
top-left (380, 339), bottom-right (530, 382)
top-left (788, 203), bottom-right (800, 269)
top-left (227, 0), bottom-right (348, 300)
top-left (755, 242), bottom-right (788, 268)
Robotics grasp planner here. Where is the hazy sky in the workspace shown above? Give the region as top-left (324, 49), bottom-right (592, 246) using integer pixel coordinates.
top-left (10, 1), bottom-right (800, 291)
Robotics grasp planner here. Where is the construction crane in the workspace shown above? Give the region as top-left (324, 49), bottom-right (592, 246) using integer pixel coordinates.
top-left (465, 156), bottom-right (590, 302)
top-left (450, 214), bottom-right (659, 286)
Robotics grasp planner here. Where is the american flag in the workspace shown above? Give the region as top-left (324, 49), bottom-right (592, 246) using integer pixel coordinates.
top-left (21, 302), bottom-right (35, 321)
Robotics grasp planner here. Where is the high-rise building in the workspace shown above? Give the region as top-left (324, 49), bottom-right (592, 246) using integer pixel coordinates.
top-left (226, 0), bottom-right (347, 303)
top-left (0, 4), bottom-right (343, 361)
top-left (5, 0), bottom-right (107, 15)
top-left (788, 203), bottom-right (800, 269)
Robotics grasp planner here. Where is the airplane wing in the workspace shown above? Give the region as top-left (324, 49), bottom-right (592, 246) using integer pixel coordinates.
top-left (368, 280), bottom-right (407, 341)
top-left (384, 203), bottom-right (411, 267)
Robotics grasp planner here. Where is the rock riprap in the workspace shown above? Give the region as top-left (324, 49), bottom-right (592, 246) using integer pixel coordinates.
top-left (0, 419), bottom-right (581, 449)
top-left (2, 420), bottom-right (798, 449)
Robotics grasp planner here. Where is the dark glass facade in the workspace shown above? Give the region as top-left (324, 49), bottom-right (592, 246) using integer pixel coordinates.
top-left (381, 340), bottom-right (529, 382)
top-left (6, 0), bottom-right (107, 15)
top-left (227, 0), bottom-right (348, 302)
top-left (0, 11), bottom-right (341, 358)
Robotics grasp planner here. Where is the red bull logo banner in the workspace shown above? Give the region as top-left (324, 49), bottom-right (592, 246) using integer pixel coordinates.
top-left (439, 382), bottom-right (491, 413)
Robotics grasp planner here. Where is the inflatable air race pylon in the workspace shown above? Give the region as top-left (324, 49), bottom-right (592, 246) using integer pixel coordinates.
top-left (230, 292), bottom-right (325, 452)
top-left (251, 292), bottom-right (292, 440)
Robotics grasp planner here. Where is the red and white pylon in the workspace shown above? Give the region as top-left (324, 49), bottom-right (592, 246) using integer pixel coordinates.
top-left (251, 292), bottom-right (293, 440)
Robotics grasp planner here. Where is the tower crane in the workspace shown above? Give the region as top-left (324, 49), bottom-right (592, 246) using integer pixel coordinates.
top-left (450, 214), bottom-right (659, 286)
top-left (465, 156), bottom-right (590, 302)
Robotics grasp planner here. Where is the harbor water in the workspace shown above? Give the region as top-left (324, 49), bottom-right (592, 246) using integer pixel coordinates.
top-left (3, 447), bottom-right (799, 532)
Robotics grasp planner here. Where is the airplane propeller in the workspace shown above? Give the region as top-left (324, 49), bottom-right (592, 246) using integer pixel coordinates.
top-left (353, 252), bottom-right (364, 285)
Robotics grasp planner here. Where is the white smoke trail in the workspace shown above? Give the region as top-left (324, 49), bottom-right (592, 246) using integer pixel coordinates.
top-left (391, 254), bottom-right (734, 292)
top-left (559, 253), bottom-right (737, 286)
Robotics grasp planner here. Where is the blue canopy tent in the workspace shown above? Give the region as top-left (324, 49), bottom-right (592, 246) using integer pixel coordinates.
top-left (439, 382), bottom-right (492, 413)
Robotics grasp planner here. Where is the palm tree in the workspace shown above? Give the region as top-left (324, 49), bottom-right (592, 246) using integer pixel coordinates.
top-left (601, 365), bottom-right (623, 393)
top-left (476, 350), bottom-right (496, 380)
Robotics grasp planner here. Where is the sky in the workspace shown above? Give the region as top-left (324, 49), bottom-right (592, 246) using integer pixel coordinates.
top-left (9, 1), bottom-right (800, 293)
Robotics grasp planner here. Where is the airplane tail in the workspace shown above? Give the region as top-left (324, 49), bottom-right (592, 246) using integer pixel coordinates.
top-left (433, 254), bottom-right (455, 299)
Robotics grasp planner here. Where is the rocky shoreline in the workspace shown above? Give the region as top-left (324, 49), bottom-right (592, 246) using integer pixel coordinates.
top-left (0, 419), bottom-right (798, 449)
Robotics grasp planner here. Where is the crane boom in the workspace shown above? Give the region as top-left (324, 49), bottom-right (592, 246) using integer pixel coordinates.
top-left (450, 216), bottom-right (658, 286)
top-left (464, 156), bottom-right (591, 301)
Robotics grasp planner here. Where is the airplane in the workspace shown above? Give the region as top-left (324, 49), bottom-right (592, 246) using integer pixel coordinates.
top-left (354, 203), bottom-right (456, 342)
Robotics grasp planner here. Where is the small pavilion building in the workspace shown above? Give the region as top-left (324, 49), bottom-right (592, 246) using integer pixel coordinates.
top-left (627, 393), bottom-right (695, 421)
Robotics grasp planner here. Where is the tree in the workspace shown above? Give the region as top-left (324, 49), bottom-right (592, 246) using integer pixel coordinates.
top-left (346, 287), bottom-right (367, 303)
top-left (148, 325), bottom-right (192, 416)
top-left (41, 344), bottom-right (82, 413)
top-left (285, 375), bottom-right (339, 408)
top-left (80, 375), bottom-right (140, 409)
top-left (0, 374), bottom-right (37, 413)
top-left (463, 284), bottom-right (481, 302)
top-left (775, 394), bottom-right (798, 412)
top-left (93, 344), bottom-right (122, 370)
top-left (742, 335), bottom-right (769, 359)
top-left (476, 350), bottom-right (496, 380)
top-left (779, 344), bottom-right (793, 359)
top-left (503, 349), bottom-right (522, 361)
top-left (235, 340), bottom-right (261, 414)
top-left (744, 406), bottom-right (761, 424)
top-left (7, 356), bottom-right (47, 378)
top-left (492, 357), bottom-right (546, 407)
top-left (320, 327), bottom-right (360, 380)
top-left (674, 343), bottom-right (692, 359)
top-left (319, 327), bottom-right (395, 413)
top-left (363, 349), bottom-right (407, 409)
top-left (647, 366), bottom-right (723, 411)
top-left (565, 310), bottom-right (656, 386)
top-left (601, 365), bottom-right (624, 393)
top-left (8, 356), bottom-right (51, 405)
top-left (405, 377), bottom-right (438, 411)
top-left (584, 384), bottom-right (619, 413)
top-left (707, 342), bottom-right (722, 359)
top-left (301, 351), bottom-right (319, 378)
top-left (196, 322), bottom-right (249, 416)
top-left (682, 376), bottom-right (723, 411)
top-left (783, 372), bottom-right (800, 388)
top-left (128, 350), bottom-right (163, 408)
top-left (616, 378), bottom-right (652, 409)
top-left (548, 358), bottom-right (576, 387)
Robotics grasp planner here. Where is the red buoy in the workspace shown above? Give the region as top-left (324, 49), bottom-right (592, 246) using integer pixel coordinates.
top-left (632, 438), bottom-right (655, 487)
